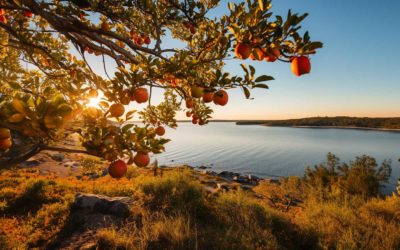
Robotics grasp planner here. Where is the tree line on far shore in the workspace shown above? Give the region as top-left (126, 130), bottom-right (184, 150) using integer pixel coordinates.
top-left (236, 116), bottom-right (400, 129)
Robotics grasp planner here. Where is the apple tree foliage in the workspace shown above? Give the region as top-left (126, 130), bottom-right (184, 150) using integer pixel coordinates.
top-left (0, 0), bottom-right (322, 166)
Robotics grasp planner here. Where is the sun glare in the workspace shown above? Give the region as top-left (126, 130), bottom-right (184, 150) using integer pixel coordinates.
top-left (86, 91), bottom-right (104, 108)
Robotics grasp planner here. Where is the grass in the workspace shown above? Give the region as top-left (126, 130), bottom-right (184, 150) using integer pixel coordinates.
top-left (0, 158), bottom-right (399, 249)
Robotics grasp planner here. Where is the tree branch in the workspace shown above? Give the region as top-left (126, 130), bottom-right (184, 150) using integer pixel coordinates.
top-left (41, 145), bottom-right (97, 156)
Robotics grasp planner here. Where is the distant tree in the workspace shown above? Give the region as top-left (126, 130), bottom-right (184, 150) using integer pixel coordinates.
top-left (305, 153), bottom-right (392, 199)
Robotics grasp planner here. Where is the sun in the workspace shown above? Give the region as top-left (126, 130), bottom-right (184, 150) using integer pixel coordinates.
top-left (86, 91), bottom-right (104, 108)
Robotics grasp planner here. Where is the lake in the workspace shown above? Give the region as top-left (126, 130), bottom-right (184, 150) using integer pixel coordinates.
top-left (155, 122), bottom-right (400, 192)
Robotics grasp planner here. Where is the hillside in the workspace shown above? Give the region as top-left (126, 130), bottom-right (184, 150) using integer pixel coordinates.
top-left (0, 153), bottom-right (399, 249)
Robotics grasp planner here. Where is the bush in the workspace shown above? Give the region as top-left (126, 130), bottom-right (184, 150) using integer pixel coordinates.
top-left (304, 153), bottom-right (392, 200)
top-left (80, 156), bottom-right (104, 176)
top-left (135, 168), bottom-right (205, 215)
top-left (297, 196), bottom-right (400, 250)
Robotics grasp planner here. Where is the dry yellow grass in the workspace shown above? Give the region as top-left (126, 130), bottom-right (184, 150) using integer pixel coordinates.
top-left (0, 164), bottom-right (399, 249)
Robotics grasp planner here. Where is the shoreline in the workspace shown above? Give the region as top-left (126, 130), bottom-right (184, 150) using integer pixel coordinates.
top-left (260, 125), bottom-right (400, 133)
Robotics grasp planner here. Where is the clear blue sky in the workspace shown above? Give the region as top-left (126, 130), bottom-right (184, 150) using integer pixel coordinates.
top-left (86, 0), bottom-right (400, 120)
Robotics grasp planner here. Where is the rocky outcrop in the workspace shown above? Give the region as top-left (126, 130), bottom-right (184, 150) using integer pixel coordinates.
top-left (74, 193), bottom-right (135, 217)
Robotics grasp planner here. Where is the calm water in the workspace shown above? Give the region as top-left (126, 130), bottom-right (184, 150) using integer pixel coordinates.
top-left (154, 122), bottom-right (400, 192)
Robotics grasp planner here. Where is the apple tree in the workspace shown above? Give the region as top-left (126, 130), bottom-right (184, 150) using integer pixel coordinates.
top-left (0, 0), bottom-right (322, 175)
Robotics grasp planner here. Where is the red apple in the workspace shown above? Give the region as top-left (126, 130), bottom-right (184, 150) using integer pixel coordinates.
top-left (108, 160), bottom-right (128, 178)
top-left (291, 56), bottom-right (311, 77)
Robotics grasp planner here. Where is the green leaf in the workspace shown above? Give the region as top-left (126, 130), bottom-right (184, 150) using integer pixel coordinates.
top-left (122, 124), bottom-right (134, 132)
top-left (240, 64), bottom-right (248, 75)
top-left (258, 0), bottom-right (264, 11)
top-left (254, 83), bottom-right (269, 89)
top-left (57, 104), bottom-right (73, 116)
top-left (283, 9), bottom-right (292, 31)
top-left (12, 99), bottom-right (28, 115)
top-left (293, 13), bottom-right (309, 26)
top-left (303, 31), bottom-right (310, 43)
top-left (43, 86), bottom-right (52, 94)
top-left (228, 2), bottom-right (233, 11)
top-left (216, 69), bottom-right (222, 80)
top-left (249, 65), bottom-right (255, 77)
top-left (125, 110), bottom-right (136, 120)
top-left (255, 75), bottom-right (274, 82)
top-left (8, 82), bottom-right (20, 90)
top-left (304, 41), bottom-right (323, 51)
top-left (243, 86), bottom-right (250, 99)
top-left (227, 26), bottom-right (236, 36)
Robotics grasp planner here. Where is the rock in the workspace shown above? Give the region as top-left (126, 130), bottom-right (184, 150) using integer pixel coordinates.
top-left (74, 193), bottom-right (135, 217)
top-left (248, 174), bottom-right (261, 181)
top-left (24, 160), bottom-right (40, 167)
top-left (234, 176), bottom-right (250, 183)
top-left (51, 153), bottom-right (65, 162)
top-left (218, 171), bottom-right (235, 178)
top-left (63, 161), bottom-right (76, 167)
top-left (217, 183), bottom-right (229, 192)
top-left (101, 169), bottom-right (108, 176)
top-left (202, 170), bottom-right (217, 176)
top-left (88, 173), bottom-right (100, 180)
top-left (197, 166), bottom-right (209, 169)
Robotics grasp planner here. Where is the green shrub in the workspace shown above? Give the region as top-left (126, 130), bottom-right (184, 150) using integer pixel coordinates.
top-left (136, 169), bottom-right (205, 215)
top-left (305, 153), bottom-right (392, 200)
top-left (80, 156), bottom-right (104, 176)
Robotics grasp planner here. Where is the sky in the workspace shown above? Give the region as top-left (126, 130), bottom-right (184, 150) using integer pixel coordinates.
top-left (85, 0), bottom-right (400, 120)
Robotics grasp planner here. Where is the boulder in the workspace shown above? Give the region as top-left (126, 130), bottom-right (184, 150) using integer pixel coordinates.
top-left (51, 153), bottom-right (65, 162)
top-left (218, 171), bottom-right (235, 179)
top-left (74, 193), bottom-right (135, 217)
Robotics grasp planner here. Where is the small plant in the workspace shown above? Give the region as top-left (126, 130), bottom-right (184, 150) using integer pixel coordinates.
top-left (80, 157), bottom-right (104, 177)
